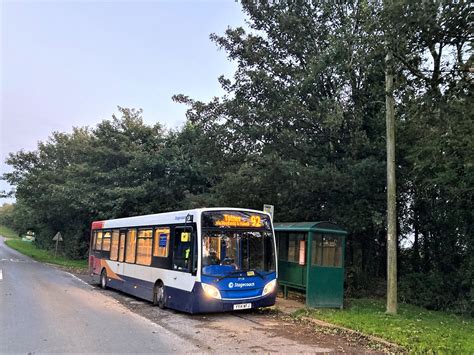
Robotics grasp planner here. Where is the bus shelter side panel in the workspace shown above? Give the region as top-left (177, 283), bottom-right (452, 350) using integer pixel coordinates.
top-left (306, 232), bottom-right (344, 308)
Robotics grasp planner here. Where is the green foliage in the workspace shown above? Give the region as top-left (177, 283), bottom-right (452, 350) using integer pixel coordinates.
top-left (0, 204), bottom-right (35, 237)
top-left (297, 299), bottom-right (474, 353)
top-left (0, 223), bottom-right (19, 238)
top-left (2, 107), bottom-right (168, 257)
top-left (400, 272), bottom-right (473, 317)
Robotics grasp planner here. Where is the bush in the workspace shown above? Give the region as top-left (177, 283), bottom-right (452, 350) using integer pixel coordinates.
top-left (400, 272), bottom-right (473, 316)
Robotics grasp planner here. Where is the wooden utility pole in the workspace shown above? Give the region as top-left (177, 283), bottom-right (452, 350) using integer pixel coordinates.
top-left (385, 48), bottom-right (397, 314)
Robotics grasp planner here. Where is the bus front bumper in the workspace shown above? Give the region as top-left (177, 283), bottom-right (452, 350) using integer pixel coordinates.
top-left (192, 283), bottom-right (277, 313)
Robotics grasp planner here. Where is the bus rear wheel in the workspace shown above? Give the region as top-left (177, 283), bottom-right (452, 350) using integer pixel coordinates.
top-left (100, 269), bottom-right (108, 289)
top-left (153, 282), bottom-right (165, 309)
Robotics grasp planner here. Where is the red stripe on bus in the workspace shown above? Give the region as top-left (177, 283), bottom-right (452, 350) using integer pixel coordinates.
top-left (91, 221), bottom-right (105, 230)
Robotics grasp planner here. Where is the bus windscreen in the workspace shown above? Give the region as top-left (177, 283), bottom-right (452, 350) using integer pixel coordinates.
top-left (202, 230), bottom-right (275, 278)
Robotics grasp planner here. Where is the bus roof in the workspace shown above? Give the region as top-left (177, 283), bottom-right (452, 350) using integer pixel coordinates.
top-left (91, 207), bottom-right (271, 230)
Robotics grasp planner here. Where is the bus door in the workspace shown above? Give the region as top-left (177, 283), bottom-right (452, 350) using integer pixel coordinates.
top-left (173, 226), bottom-right (194, 273)
top-left (168, 226), bottom-right (196, 308)
top-left (115, 230), bottom-right (127, 287)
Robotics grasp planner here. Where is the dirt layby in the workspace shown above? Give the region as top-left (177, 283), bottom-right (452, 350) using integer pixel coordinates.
top-left (76, 269), bottom-right (396, 353)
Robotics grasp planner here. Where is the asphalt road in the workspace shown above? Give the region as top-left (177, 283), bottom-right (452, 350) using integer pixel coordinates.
top-left (0, 237), bottom-right (197, 353)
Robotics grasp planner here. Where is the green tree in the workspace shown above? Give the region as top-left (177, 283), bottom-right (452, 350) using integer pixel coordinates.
top-left (176, 0), bottom-right (390, 291)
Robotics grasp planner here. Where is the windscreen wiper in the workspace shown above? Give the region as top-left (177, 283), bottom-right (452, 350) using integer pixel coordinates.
top-left (217, 269), bottom-right (264, 280)
top-left (217, 270), bottom-right (246, 280)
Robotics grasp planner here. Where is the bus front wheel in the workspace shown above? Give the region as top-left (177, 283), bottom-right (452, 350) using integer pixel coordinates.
top-left (100, 269), bottom-right (108, 289)
top-left (153, 282), bottom-right (165, 309)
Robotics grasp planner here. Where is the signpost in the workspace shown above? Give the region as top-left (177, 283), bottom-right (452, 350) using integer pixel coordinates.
top-left (263, 204), bottom-right (274, 221)
top-left (52, 232), bottom-right (63, 257)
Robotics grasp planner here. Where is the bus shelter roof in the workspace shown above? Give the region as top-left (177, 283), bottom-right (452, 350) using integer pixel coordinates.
top-left (273, 221), bottom-right (347, 235)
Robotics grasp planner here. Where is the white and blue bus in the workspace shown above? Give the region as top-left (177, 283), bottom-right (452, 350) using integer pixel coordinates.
top-left (89, 208), bottom-right (277, 313)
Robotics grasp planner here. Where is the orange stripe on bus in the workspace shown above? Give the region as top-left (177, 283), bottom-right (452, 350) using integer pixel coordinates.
top-left (100, 260), bottom-right (124, 281)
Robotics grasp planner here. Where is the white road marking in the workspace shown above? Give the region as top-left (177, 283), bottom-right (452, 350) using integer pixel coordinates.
top-left (0, 269), bottom-right (3, 280)
top-left (0, 258), bottom-right (33, 263)
top-left (65, 272), bottom-right (94, 289)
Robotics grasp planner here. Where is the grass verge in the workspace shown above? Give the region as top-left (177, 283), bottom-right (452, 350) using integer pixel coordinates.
top-left (295, 298), bottom-right (473, 353)
top-left (4, 239), bottom-right (88, 270)
top-left (0, 225), bottom-right (20, 238)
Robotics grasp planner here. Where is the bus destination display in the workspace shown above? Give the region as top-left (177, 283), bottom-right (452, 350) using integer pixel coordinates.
top-left (202, 211), bottom-right (271, 229)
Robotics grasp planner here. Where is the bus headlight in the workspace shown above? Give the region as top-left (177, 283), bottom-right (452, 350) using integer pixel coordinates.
top-left (262, 279), bottom-right (277, 296)
top-left (201, 283), bottom-right (221, 300)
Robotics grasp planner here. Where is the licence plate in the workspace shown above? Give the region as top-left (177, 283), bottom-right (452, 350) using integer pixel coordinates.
top-left (233, 303), bottom-right (252, 310)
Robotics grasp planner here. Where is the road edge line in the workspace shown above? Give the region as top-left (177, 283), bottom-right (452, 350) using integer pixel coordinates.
top-left (64, 271), bottom-right (95, 289)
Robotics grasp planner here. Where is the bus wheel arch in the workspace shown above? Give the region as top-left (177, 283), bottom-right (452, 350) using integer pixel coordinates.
top-left (153, 280), bottom-right (166, 309)
top-left (100, 268), bottom-right (108, 289)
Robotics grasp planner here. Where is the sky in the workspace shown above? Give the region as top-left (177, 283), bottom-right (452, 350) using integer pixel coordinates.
top-left (0, 0), bottom-right (247, 203)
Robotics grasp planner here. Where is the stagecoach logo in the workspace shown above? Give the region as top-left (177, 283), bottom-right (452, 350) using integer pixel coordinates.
top-left (228, 281), bottom-right (255, 289)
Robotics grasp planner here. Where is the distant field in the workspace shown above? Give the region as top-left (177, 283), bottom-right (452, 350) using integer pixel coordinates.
top-left (4, 238), bottom-right (88, 270)
top-left (296, 298), bottom-right (474, 353)
top-left (0, 225), bottom-right (20, 238)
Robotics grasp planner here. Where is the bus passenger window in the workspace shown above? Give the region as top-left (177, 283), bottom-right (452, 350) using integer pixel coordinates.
top-left (118, 232), bottom-right (126, 262)
top-left (136, 229), bottom-right (152, 265)
top-left (95, 231), bottom-right (103, 251)
top-left (173, 228), bottom-right (192, 271)
top-left (125, 229), bottom-right (137, 263)
top-left (110, 230), bottom-right (119, 260)
top-left (91, 231), bottom-right (97, 251)
top-left (153, 228), bottom-right (170, 257)
top-left (102, 231), bottom-right (111, 251)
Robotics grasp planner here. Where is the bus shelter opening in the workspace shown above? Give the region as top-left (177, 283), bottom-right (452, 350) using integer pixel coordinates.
top-left (274, 222), bottom-right (347, 309)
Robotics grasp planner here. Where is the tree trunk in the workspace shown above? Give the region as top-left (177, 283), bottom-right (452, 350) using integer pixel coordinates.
top-left (385, 48), bottom-right (398, 314)
top-left (413, 209), bottom-right (420, 272)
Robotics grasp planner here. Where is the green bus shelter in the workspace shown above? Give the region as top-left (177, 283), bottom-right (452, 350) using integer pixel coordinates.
top-left (274, 222), bottom-right (347, 308)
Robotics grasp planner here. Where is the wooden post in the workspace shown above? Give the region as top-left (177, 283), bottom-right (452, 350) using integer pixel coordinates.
top-left (385, 48), bottom-right (397, 314)
top-left (52, 232), bottom-right (63, 258)
top-left (55, 237), bottom-right (59, 258)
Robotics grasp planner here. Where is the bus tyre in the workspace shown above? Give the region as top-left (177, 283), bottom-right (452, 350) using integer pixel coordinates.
top-left (153, 283), bottom-right (166, 309)
top-left (100, 269), bottom-right (108, 289)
